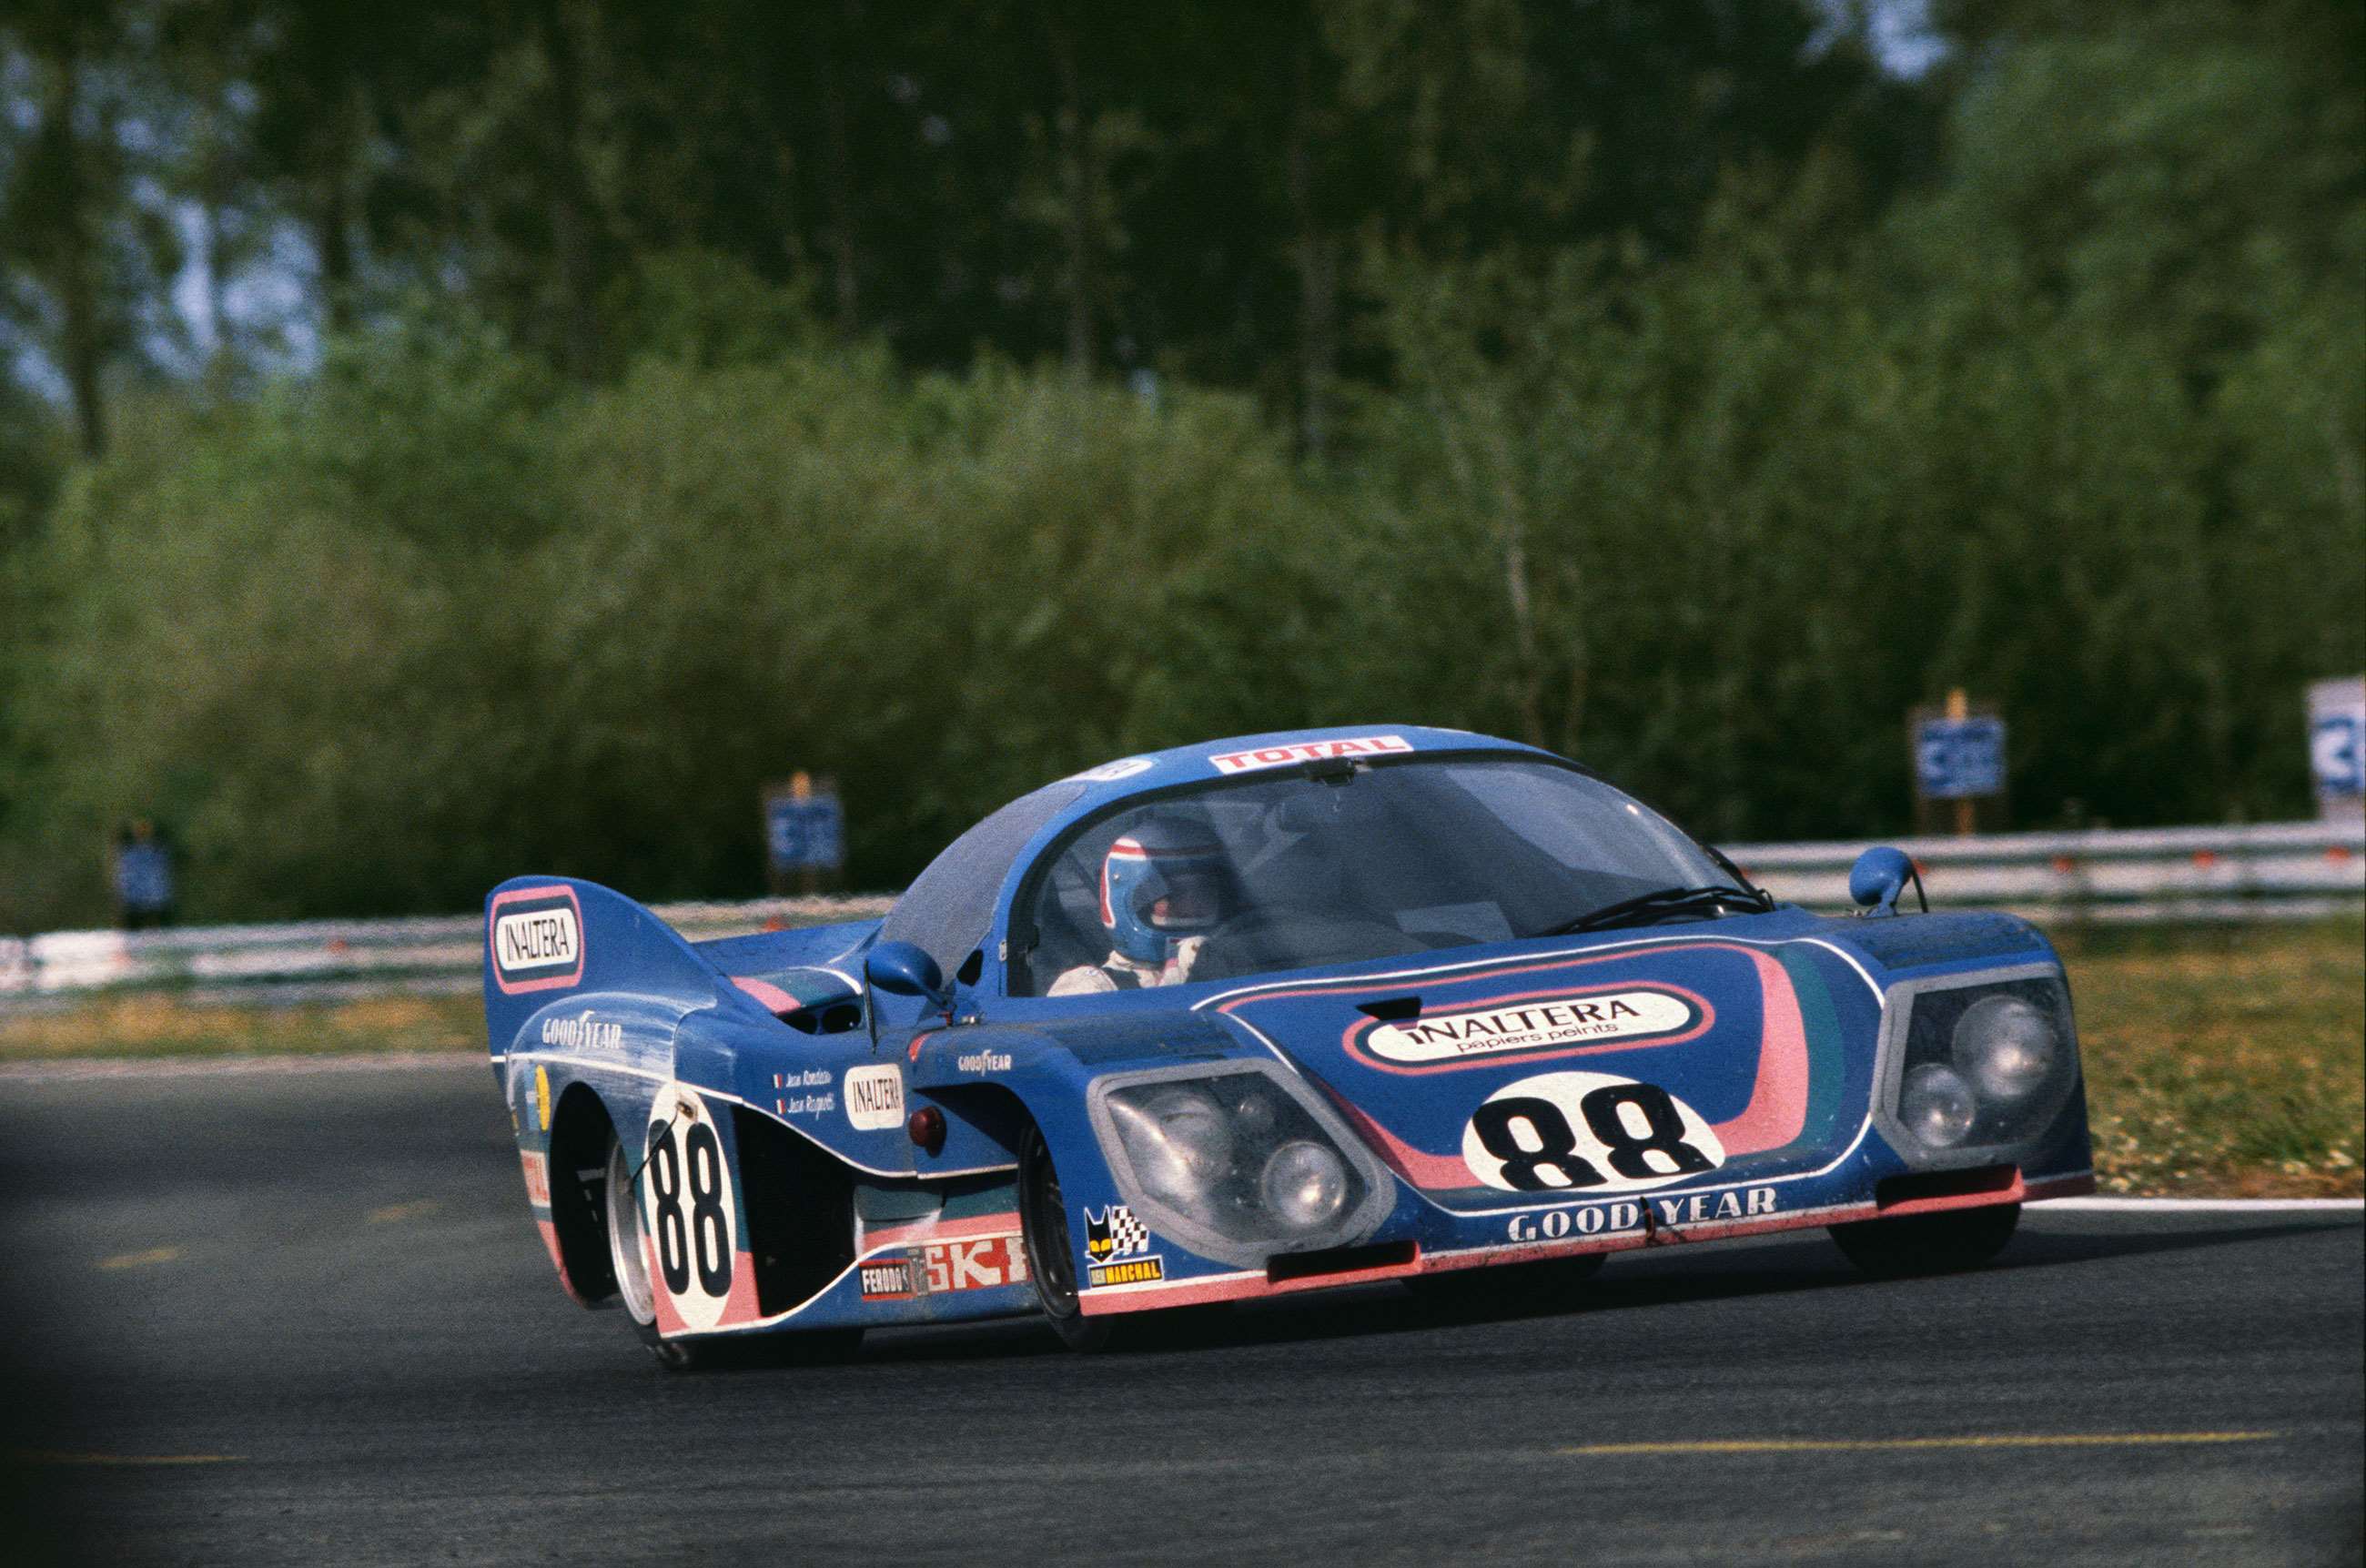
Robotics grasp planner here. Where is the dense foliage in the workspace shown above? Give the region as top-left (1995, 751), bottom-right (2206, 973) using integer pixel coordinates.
top-left (0, 1), bottom-right (2358, 925)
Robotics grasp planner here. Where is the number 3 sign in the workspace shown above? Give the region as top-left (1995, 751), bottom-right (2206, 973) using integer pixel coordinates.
top-left (642, 1084), bottom-right (739, 1330)
top-left (1462, 1071), bottom-right (1726, 1194)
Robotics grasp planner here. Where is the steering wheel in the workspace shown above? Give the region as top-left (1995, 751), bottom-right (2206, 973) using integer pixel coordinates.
top-left (1187, 905), bottom-right (1428, 982)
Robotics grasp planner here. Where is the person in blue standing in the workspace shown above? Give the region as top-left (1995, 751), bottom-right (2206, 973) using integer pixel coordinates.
top-left (112, 818), bottom-right (176, 930)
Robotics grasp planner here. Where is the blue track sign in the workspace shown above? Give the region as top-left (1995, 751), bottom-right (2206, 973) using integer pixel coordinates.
top-left (1916, 715), bottom-right (2007, 800)
top-left (2310, 677), bottom-right (2366, 805)
top-left (766, 794), bottom-right (845, 873)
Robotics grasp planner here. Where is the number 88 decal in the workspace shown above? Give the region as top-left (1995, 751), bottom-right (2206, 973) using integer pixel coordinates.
top-left (642, 1084), bottom-right (739, 1330)
top-left (1461, 1071), bottom-right (1725, 1194)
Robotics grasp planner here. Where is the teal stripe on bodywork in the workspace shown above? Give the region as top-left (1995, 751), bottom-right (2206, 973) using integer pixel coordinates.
top-left (1779, 945), bottom-right (1851, 1153)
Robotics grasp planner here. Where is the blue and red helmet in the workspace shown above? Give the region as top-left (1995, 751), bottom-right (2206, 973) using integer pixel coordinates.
top-left (1097, 814), bottom-right (1234, 965)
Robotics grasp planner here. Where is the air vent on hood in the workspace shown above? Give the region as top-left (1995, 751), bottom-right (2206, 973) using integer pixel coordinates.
top-left (1356, 996), bottom-right (1422, 1023)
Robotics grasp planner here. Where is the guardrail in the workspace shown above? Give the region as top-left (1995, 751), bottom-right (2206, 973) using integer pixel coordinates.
top-left (1, 821), bottom-right (2356, 1008)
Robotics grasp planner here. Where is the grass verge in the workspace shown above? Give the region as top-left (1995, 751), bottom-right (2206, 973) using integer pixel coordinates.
top-left (4, 920), bottom-right (2359, 1197)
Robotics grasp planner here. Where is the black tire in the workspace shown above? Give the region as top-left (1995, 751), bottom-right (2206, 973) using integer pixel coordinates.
top-left (1829, 1202), bottom-right (2021, 1280)
top-left (1017, 1124), bottom-right (1114, 1351)
top-left (1408, 1252), bottom-right (1606, 1317)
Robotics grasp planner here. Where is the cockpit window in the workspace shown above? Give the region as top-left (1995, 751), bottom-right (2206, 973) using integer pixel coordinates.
top-left (1012, 757), bottom-right (1737, 995)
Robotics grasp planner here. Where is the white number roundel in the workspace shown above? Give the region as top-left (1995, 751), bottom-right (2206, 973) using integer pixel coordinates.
top-left (641, 1084), bottom-right (738, 1330)
top-left (1461, 1071), bottom-right (1725, 1194)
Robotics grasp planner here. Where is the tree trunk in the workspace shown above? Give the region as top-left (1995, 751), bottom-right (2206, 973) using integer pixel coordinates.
top-left (1045, 5), bottom-right (1094, 379)
top-left (540, 0), bottom-right (602, 378)
top-left (48, 36), bottom-right (106, 458)
top-left (816, 21), bottom-right (860, 339)
top-left (1287, 43), bottom-right (1337, 460)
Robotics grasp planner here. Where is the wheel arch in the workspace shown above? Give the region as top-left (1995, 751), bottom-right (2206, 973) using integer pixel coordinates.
top-left (547, 1081), bottom-right (622, 1307)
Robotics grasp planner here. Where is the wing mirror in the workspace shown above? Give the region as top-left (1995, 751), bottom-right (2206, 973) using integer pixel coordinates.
top-left (1848, 846), bottom-right (1926, 917)
top-left (864, 940), bottom-right (950, 1010)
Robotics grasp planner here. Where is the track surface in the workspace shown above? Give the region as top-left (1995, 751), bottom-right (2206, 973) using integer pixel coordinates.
top-left (1, 1061), bottom-right (2358, 1566)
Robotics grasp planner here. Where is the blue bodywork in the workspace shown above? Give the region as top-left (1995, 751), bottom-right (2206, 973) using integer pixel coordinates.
top-left (486, 725), bottom-right (2093, 1348)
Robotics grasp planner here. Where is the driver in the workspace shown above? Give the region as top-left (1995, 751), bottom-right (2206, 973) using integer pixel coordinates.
top-left (1049, 814), bottom-right (1235, 995)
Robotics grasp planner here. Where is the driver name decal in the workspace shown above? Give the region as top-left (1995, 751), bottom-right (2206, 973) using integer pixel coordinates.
top-left (1353, 988), bottom-right (1703, 1073)
top-left (1208, 734), bottom-right (1413, 774)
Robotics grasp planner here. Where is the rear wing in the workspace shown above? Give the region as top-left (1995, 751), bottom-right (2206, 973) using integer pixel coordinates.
top-left (481, 876), bottom-right (774, 1057)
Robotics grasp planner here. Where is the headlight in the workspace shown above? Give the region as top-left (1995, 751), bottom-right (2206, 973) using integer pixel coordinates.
top-left (1090, 1063), bottom-right (1396, 1267)
top-left (1107, 1087), bottom-right (1235, 1209)
top-left (1261, 1140), bottom-right (1350, 1230)
top-left (1951, 995), bottom-right (2058, 1104)
top-left (1899, 1063), bottom-right (1977, 1148)
top-left (1882, 971), bottom-right (2081, 1163)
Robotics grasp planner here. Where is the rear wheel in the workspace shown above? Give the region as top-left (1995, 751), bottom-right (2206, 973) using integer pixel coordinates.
top-left (1830, 1203), bottom-right (2020, 1280)
top-left (604, 1130), bottom-right (656, 1327)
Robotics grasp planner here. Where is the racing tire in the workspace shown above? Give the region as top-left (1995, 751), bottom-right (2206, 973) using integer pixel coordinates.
top-left (1829, 1202), bottom-right (2021, 1280)
top-left (1017, 1124), bottom-right (1115, 1351)
top-left (1407, 1253), bottom-right (1607, 1318)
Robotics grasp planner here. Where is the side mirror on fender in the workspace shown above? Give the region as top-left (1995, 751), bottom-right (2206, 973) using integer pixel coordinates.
top-left (1848, 846), bottom-right (1926, 917)
top-left (864, 940), bottom-right (950, 1010)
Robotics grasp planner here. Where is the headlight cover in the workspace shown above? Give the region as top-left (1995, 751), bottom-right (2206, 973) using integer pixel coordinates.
top-left (1876, 966), bottom-right (2080, 1166)
top-left (1087, 1060), bottom-right (1397, 1268)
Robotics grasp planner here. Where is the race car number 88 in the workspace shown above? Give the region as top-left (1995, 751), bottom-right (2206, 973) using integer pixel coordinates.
top-left (647, 1121), bottom-right (732, 1296)
top-left (1461, 1072), bottom-right (1726, 1194)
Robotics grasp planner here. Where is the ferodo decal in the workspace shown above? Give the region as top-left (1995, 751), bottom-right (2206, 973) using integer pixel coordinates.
top-left (488, 885), bottom-right (584, 995)
top-left (642, 1084), bottom-right (738, 1331)
top-left (859, 1257), bottom-right (915, 1300)
top-left (844, 1064), bottom-right (905, 1131)
top-left (1461, 1071), bottom-right (1725, 1194)
top-left (1208, 734), bottom-right (1412, 774)
top-left (1354, 985), bottom-right (1708, 1070)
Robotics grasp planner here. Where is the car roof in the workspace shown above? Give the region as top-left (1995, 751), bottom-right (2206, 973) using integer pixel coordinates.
top-left (879, 724), bottom-right (1554, 979)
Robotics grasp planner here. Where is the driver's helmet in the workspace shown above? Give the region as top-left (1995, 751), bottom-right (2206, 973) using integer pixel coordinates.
top-left (1098, 814), bottom-right (1234, 965)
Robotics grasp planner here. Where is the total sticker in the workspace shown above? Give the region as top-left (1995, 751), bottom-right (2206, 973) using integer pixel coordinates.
top-left (1461, 1070), bottom-right (1725, 1194)
top-left (642, 1084), bottom-right (739, 1331)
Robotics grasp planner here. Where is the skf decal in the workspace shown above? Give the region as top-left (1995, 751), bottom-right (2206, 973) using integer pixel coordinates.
top-left (919, 1234), bottom-right (1029, 1292)
top-left (1209, 734), bottom-right (1412, 774)
top-left (1505, 1186), bottom-right (1774, 1241)
top-left (859, 1258), bottom-right (915, 1300)
top-left (1359, 986), bottom-right (1706, 1068)
top-left (955, 1049), bottom-right (1012, 1074)
top-left (1087, 1255), bottom-right (1166, 1289)
top-left (539, 1008), bottom-right (622, 1051)
top-left (488, 885), bottom-right (585, 994)
top-left (844, 1064), bottom-right (905, 1131)
top-left (1461, 1071), bottom-right (1726, 1194)
top-left (1083, 1205), bottom-right (1150, 1262)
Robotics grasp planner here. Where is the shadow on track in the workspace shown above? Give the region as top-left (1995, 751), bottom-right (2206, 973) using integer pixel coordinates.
top-left (838, 1214), bottom-right (2364, 1366)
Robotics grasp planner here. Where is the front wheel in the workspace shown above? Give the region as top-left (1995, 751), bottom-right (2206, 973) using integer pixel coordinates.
top-left (1829, 1203), bottom-right (2020, 1280)
top-left (1017, 1125), bottom-right (1113, 1351)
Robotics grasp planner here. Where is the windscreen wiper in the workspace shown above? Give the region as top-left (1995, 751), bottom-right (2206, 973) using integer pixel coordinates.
top-left (1537, 884), bottom-right (1774, 937)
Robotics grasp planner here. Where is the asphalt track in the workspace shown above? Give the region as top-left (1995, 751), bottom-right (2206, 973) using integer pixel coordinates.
top-left (1, 1059), bottom-right (2358, 1567)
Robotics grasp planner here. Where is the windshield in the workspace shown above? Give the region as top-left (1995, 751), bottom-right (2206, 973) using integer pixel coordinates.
top-left (1012, 756), bottom-right (1744, 994)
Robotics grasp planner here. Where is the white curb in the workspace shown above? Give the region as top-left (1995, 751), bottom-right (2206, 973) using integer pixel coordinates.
top-left (2039, 1196), bottom-right (2363, 1214)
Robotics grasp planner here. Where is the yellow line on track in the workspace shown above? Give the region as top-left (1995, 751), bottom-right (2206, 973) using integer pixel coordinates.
top-left (1558, 1432), bottom-right (2279, 1457)
top-left (367, 1199), bottom-right (440, 1223)
top-left (8, 1450), bottom-right (240, 1466)
top-left (96, 1246), bottom-right (183, 1270)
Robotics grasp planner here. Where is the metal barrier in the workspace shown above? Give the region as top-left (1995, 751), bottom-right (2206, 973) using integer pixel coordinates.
top-left (1, 821), bottom-right (2356, 1007)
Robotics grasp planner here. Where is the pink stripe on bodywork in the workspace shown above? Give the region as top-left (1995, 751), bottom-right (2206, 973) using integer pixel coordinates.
top-left (732, 976), bottom-right (801, 1014)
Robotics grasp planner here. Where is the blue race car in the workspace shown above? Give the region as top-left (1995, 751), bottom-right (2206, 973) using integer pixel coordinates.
top-left (485, 725), bottom-right (2093, 1365)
